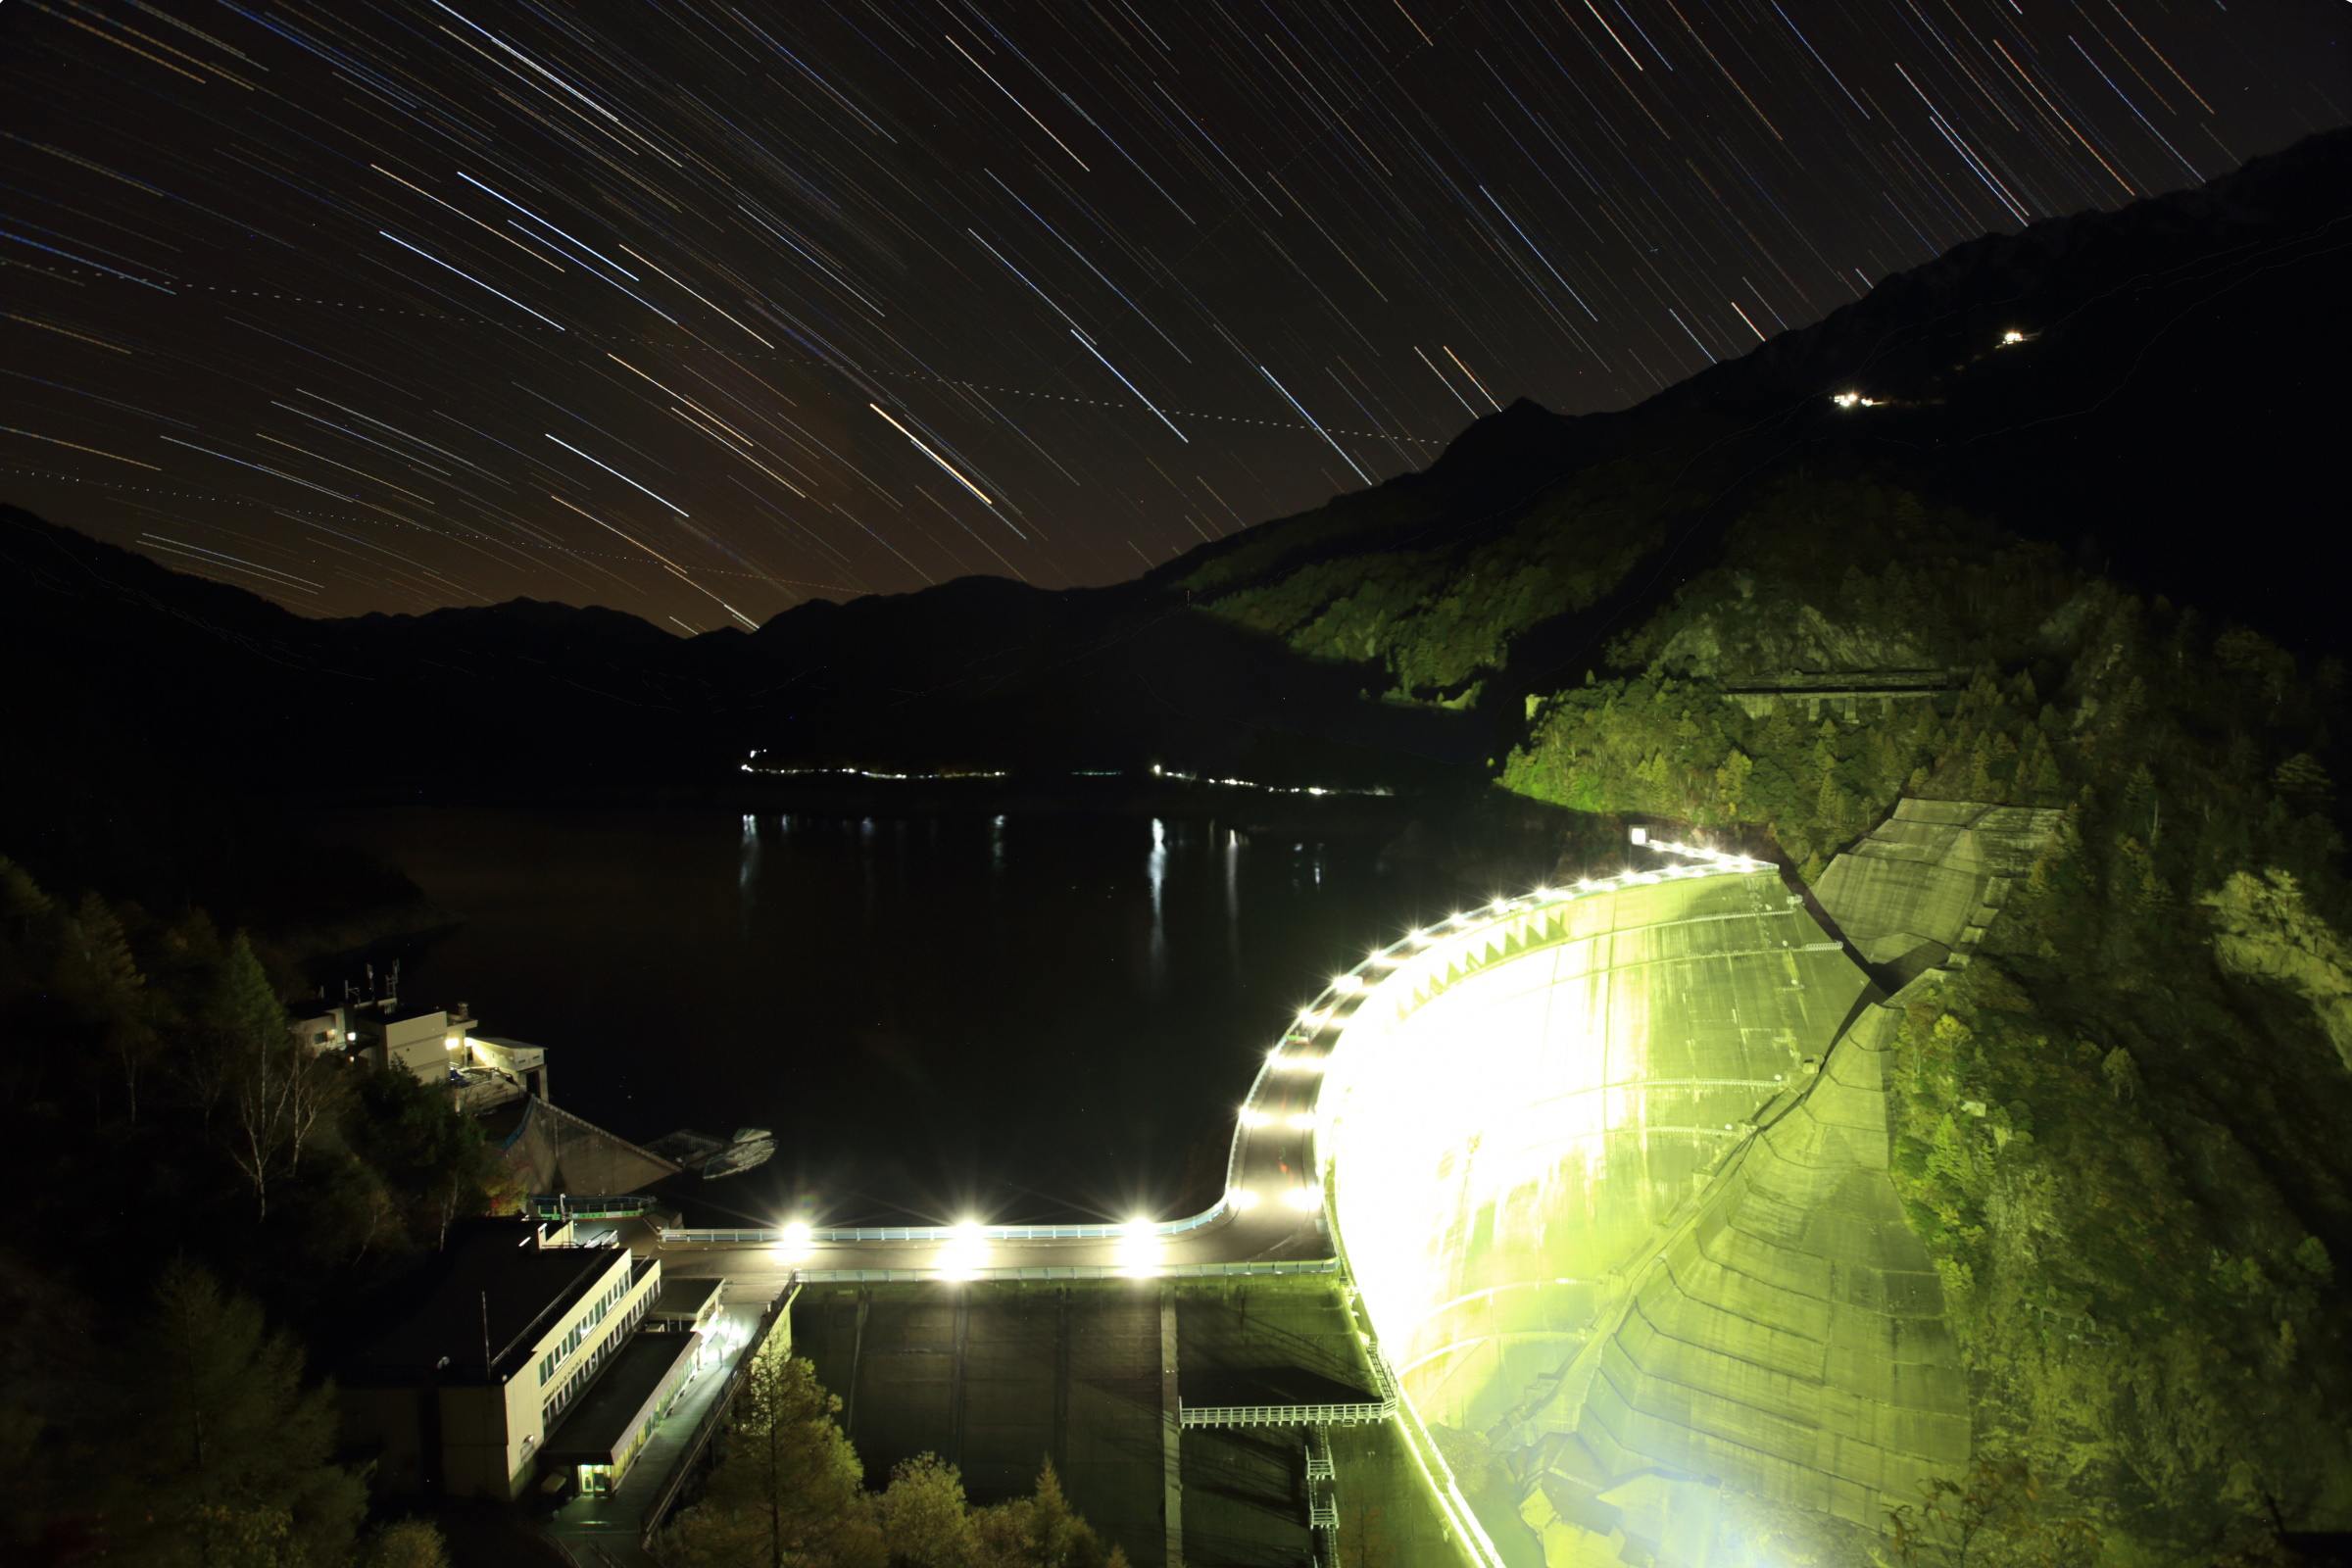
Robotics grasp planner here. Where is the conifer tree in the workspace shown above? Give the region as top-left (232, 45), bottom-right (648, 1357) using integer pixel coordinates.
top-left (96, 1261), bottom-right (364, 1567)
top-left (669, 1348), bottom-right (880, 1568)
top-left (969, 1461), bottom-right (1128, 1568)
top-left (876, 1452), bottom-right (974, 1567)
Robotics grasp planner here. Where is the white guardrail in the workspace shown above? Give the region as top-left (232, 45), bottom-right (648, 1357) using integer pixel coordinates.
top-left (668, 1204), bottom-right (1235, 1247)
top-left (788, 1260), bottom-right (1338, 1284)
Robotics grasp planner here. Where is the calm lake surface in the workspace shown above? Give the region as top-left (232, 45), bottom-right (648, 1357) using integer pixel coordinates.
top-left (328, 806), bottom-right (1467, 1227)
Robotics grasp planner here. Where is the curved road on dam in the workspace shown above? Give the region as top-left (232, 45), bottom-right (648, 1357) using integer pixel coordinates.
top-left (629, 837), bottom-right (1777, 1290)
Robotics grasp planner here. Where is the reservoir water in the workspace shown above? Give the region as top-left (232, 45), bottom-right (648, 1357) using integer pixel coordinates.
top-left (330, 806), bottom-right (1467, 1228)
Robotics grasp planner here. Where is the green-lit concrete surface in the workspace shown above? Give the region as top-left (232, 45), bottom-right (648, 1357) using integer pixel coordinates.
top-left (1812, 800), bottom-right (2064, 982)
top-left (1318, 866), bottom-right (1970, 1566)
top-left (787, 1274), bottom-right (1448, 1568)
top-left (793, 1280), bottom-right (1168, 1562)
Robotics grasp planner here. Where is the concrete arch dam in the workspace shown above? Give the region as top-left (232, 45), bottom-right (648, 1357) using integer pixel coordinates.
top-left (1313, 858), bottom-right (1971, 1565)
top-left (663, 810), bottom-right (2048, 1566)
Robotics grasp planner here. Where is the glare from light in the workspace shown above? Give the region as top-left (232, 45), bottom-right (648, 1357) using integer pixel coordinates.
top-left (937, 1219), bottom-right (989, 1280)
top-left (1331, 974), bottom-right (1363, 993)
top-left (1240, 1108), bottom-right (1271, 1128)
top-left (1288, 1112), bottom-right (1317, 1131)
top-left (1287, 1186), bottom-right (1324, 1211)
top-left (1228, 1188), bottom-right (1262, 1210)
top-left (1114, 1219), bottom-right (1164, 1277)
top-left (1298, 1008), bottom-right (1330, 1027)
top-left (771, 1217), bottom-right (813, 1263)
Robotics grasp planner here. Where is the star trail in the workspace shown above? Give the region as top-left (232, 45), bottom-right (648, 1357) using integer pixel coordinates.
top-left (1, 0), bottom-right (2342, 625)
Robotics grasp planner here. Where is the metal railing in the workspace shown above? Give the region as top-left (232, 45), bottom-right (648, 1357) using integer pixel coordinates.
top-left (531, 1195), bottom-right (662, 1219)
top-left (1180, 1394), bottom-right (1393, 1428)
top-left (790, 1259), bottom-right (1338, 1285)
top-left (638, 1286), bottom-right (794, 1549)
top-left (665, 1202), bottom-right (1236, 1247)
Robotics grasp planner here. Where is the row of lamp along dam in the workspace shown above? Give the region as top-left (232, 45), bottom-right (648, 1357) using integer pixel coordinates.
top-left (345, 800), bottom-right (2058, 1568)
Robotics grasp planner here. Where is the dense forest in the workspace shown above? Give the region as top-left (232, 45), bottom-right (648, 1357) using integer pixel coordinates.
top-left (0, 858), bottom-right (510, 1565)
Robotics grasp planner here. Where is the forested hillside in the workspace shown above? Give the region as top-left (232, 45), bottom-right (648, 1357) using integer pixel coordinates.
top-left (1481, 474), bottom-right (2352, 1558)
top-left (0, 859), bottom-right (513, 1563)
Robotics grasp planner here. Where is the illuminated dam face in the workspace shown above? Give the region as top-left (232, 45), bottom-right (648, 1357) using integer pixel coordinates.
top-left (1319, 866), bottom-right (1964, 1562)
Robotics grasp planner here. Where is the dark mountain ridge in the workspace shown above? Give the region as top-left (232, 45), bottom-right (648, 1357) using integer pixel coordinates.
top-left (4, 125), bottom-right (2347, 912)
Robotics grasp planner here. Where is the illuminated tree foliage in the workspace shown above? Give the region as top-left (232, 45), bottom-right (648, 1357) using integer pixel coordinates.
top-left (663, 1351), bottom-right (1129, 1568)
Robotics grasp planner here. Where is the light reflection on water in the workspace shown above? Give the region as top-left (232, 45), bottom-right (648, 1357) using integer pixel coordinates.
top-left (329, 806), bottom-right (1448, 1224)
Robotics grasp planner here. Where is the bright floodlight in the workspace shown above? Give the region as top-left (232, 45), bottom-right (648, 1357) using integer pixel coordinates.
top-left (1240, 1108), bottom-right (1271, 1128)
top-left (1228, 1188), bottom-right (1262, 1210)
top-left (1331, 974), bottom-right (1363, 993)
top-left (781, 1221), bottom-right (812, 1248)
top-left (952, 1220), bottom-right (984, 1243)
top-left (1317, 861), bottom-right (1927, 1565)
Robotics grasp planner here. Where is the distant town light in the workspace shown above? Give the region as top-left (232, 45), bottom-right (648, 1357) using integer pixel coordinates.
top-left (2000, 328), bottom-right (2027, 345)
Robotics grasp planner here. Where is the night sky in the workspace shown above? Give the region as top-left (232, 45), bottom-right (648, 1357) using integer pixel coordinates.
top-left (2, 1), bottom-right (2342, 629)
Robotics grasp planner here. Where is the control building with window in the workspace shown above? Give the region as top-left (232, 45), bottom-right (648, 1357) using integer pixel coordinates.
top-left (338, 1217), bottom-right (664, 1500)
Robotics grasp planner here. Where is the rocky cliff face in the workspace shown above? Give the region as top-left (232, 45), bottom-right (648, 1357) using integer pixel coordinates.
top-left (2205, 869), bottom-right (2352, 1073)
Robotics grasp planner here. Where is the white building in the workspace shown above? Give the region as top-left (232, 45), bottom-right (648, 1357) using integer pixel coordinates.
top-left (338, 1217), bottom-right (664, 1500)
